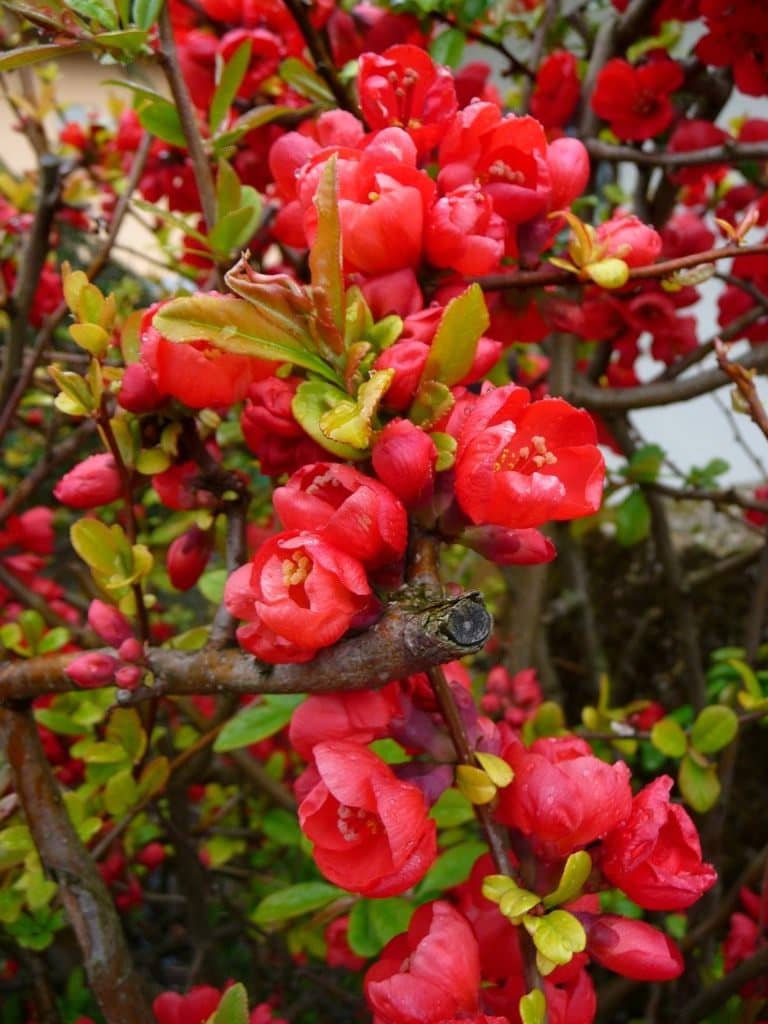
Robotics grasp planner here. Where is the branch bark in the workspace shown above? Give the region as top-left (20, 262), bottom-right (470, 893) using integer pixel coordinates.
top-left (0, 593), bottom-right (492, 701)
top-left (0, 705), bottom-right (151, 1023)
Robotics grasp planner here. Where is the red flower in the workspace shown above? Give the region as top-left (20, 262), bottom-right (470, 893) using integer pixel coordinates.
top-left (241, 375), bottom-right (327, 477)
top-left (65, 652), bottom-right (118, 689)
top-left (358, 44), bottom-right (458, 157)
top-left (530, 51), bottom-right (580, 131)
top-left (454, 385), bottom-right (604, 530)
top-left (299, 741), bottom-right (436, 897)
top-left (425, 185), bottom-right (506, 275)
top-left (372, 419), bottom-right (438, 508)
top-left (166, 526), bottom-right (214, 591)
top-left (153, 986), bottom-right (222, 1024)
top-left (495, 736), bottom-right (632, 856)
top-left (596, 214), bottom-right (662, 267)
top-left (599, 775), bottom-right (716, 910)
top-left (273, 463), bottom-right (407, 569)
top-left (696, 0), bottom-right (768, 97)
top-left (144, 301), bottom-right (276, 409)
top-left (583, 915), bottom-right (684, 981)
top-left (289, 683), bottom-right (402, 760)
top-left (364, 901), bottom-right (480, 1023)
top-left (53, 454), bottom-right (122, 509)
top-left (224, 532), bottom-right (373, 663)
top-left (591, 59), bottom-right (683, 140)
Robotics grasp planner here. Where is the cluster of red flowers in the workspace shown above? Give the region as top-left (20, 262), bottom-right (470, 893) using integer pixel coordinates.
top-left (284, 672), bottom-right (716, 1023)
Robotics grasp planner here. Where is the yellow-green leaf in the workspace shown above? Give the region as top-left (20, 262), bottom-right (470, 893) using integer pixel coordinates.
top-left (519, 988), bottom-right (547, 1024)
top-left (586, 258), bottom-right (630, 290)
top-left (678, 752), bottom-right (720, 813)
top-left (475, 752), bottom-right (514, 788)
top-left (456, 764), bottom-right (497, 805)
top-left (650, 717), bottom-right (688, 758)
top-left (310, 156), bottom-right (344, 351)
top-left (543, 851), bottom-right (592, 909)
top-left (319, 369), bottom-right (393, 449)
top-left (420, 283), bottom-right (489, 388)
top-left (292, 380), bottom-right (365, 460)
top-left (690, 705), bottom-right (739, 755)
top-left (524, 910), bottom-right (586, 966)
top-left (499, 884), bottom-right (541, 922)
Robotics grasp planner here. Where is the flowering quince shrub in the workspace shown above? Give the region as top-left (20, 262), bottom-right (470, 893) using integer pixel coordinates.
top-left (2, 1), bottom-right (768, 1023)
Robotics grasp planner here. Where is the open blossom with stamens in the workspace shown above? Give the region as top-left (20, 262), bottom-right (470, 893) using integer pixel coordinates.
top-left (454, 384), bottom-right (604, 530)
top-left (224, 532), bottom-right (374, 663)
top-left (298, 740), bottom-right (436, 896)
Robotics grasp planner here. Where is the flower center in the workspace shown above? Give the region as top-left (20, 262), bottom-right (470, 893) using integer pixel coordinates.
top-left (495, 434), bottom-right (558, 473)
top-left (488, 159), bottom-right (525, 184)
top-left (281, 552), bottom-right (310, 587)
top-left (336, 804), bottom-right (382, 843)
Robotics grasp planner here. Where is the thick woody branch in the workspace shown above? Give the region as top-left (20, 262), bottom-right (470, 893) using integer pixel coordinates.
top-left (586, 138), bottom-right (768, 166)
top-left (0, 705), bottom-right (151, 1023)
top-left (0, 594), bottom-right (492, 702)
top-left (568, 343), bottom-right (768, 412)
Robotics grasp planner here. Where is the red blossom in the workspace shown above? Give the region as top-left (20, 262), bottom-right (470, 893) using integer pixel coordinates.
top-left (299, 740), bottom-right (436, 897)
top-left (530, 51), bottom-right (580, 131)
top-left (495, 736), bottom-right (632, 856)
top-left (273, 463), bottom-right (407, 569)
top-left (454, 385), bottom-right (604, 530)
top-left (583, 915), bottom-right (684, 980)
top-left (358, 44), bottom-right (458, 157)
top-left (364, 901), bottom-right (480, 1023)
top-left (591, 58), bottom-right (683, 141)
top-left (224, 532), bottom-right (373, 663)
top-left (599, 775), bottom-right (716, 910)
top-left (53, 454), bottom-right (123, 509)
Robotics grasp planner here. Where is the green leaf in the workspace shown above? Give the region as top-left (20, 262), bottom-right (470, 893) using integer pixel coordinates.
top-left (132, 0), bottom-right (165, 30)
top-left (104, 769), bottom-right (138, 815)
top-left (519, 988), bottom-right (547, 1024)
top-left (690, 705), bottom-right (739, 755)
top-left (319, 369), bottom-right (393, 449)
top-left (252, 882), bottom-right (343, 925)
top-left (136, 756), bottom-right (170, 799)
top-left (625, 444), bottom-right (665, 484)
top-left (678, 753), bottom-right (721, 813)
top-left (67, 0), bottom-right (119, 28)
top-left (37, 627), bottom-right (71, 655)
top-left (214, 695), bottom-right (305, 752)
top-left (615, 489), bottom-right (650, 547)
top-left (70, 520), bottom-right (120, 574)
top-left (524, 909), bottom-right (586, 966)
top-left (0, 43), bottom-right (90, 72)
top-left (279, 57), bottom-right (334, 105)
top-left (409, 380), bottom-right (454, 430)
top-left (421, 284), bottom-right (489, 388)
top-left (198, 568), bottom-right (228, 604)
top-left (215, 158), bottom-right (242, 221)
top-left (543, 851), bottom-right (592, 909)
top-left (106, 708), bottom-right (147, 764)
top-left (209, 982), bottom-right (249, 1024)
top-left (310, 156), bottom-right (344, 351)
top-left (215, 104), bottom-right (305, 148)
top-left (292, 380), bottom-right (368, 460)
top-left (430, 788), bottom-right (475, 828)
top-left (416, 841), bottom-right (486, 897)
top-left (208, 205), bottom-right (262, 257)
top-left (347, 898), bottom-right (413, 958)
top-left (137, 100), bottom-right (186, 147)
top-left (261, 808), bottom-right (301, 847)
top-left (650, 716), bottom-right (688, 758)
top-left (210, 39), bottom-right (252, 132)
top-left (429, 26), bottom-right (466, 67)
top-left (153, 295), bottom-right (339, 383)
top-left (34, 709), bottom-right (83, 736)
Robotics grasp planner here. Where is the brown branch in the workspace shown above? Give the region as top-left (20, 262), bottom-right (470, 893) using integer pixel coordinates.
top-left (434, 13), bottom-right (533, 79)
top-left (0, 593), bottom-right (491, 701)
top-left (715, 338), bottom-right (768, 441)
top-left (157, 5), bottom-right (218, 232)
top-left (0, 705), bottom-right (151, 1023)
top-left (476, 243), bottom-right (768, 292)
top-left (678, 944), bottom-right (768, 1024)
top-left (645, 481), bottom-right (768, 515)
top-left (280, 0), bottom-right (359, 116)
top-left (608, 416), bottom-right (707, 711)
top-left (568, 343), bottom-right (768, 412)
top-left (653, 305), bottom-right (765, 383)
top-left (586, 138), bottom-right (768, 167)
top-left (0, 154), bottom-right (62, 408)
top-left (0, 132), bottom-right (151, 448)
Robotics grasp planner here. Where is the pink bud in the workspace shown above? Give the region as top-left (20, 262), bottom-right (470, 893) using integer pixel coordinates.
top-left (118, 362), bottom-right (164, 413)
top-left (118, 637), bottom-right (144, 663)
top-left (584, 915), bottom-right (684, 981)
top-left (460, 525), bottom-right (556, 566)
top-left (372, 419), bottom-right (438, 508)
top-left (53, 454), bottom-right (122, 509)
top-left (136, 842), bottom-right (166, 871)
top-left (115, 665), bottom-right (142, 689)
top-left (65, 652), bottom-right (118, 689)
top-left (547, 137), bottom-right (590, 211)
top-left (166, 526), bottom-right (214, 590)
top-left (596, 213), bottom-right (662, 268)
top-left (87, 600), bottom-right (133, 647)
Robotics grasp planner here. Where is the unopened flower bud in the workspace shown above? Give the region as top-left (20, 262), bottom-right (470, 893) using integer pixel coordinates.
top-left (65, 652), bottom-right (118, 689)
top-left (87, 599), bottom-right (133, 647)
